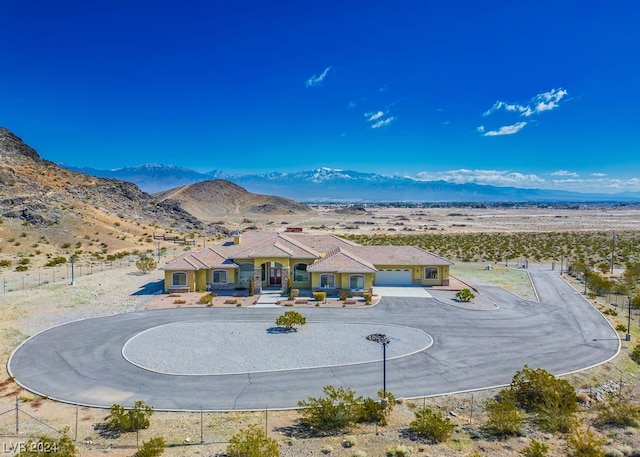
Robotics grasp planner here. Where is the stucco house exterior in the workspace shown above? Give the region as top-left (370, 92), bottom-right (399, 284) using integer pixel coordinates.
top-left (160, 231), bottom-right (453, 294)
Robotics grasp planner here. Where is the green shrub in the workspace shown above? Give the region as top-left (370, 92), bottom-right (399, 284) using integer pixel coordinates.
top-left (342, 436), bottom-right (357, 448)
top-left (134, 436), bottom-right (165, 457)
top-left (298, 385), bottom-right (361, 434)
top-left (289, 288), bottom-right (299, 300)
top-left (409, 406), bottom-right (455, 443)
top-left (136, 255), bottom-right (157, 274)
top-left (226, 424), bottom-right (280, 457)
top-left (455, 288), bottom-right (475, 302)
top-left (615, 324), bottom-right (627, 332)
top-left (105, 401), bottom-right (153, 434)
top-left (363, 292), bottom-right (372, 305)
top-left (275, 311), bottom-right (306, 331)
top-left (313, 291), bottom-right (327, 302)
top-left (339, 289), bottom-right (349, 301)
top-left (594, 393), bottom-right (640, 427)
top-left (199, 294), bottom-right (213, 305)
top-left (484, 389), bottom-right (524, 437)
top-left (631, 344), bottom-right (640, 364)
top-left (386, 444), bottom-right (412, 456)
top-left (565, 427), bottom-right (606, 457)
top-left (510, 365), bottom-right (578, 432)
top-left (520, 439), bottom-right (549, 457)
top-left (16, 428), bottom-right (77, 456)
top-left (0, 259), bottom-right (11, 268)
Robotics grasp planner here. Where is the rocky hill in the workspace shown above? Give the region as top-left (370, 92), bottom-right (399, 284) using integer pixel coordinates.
top-left (0, 128), bottom-right (228, 261)
top-left (153, 179), bottom-right (312, 219)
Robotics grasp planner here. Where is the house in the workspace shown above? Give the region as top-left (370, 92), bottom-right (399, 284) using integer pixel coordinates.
top-left (159, 231), bottom-right (453, 294)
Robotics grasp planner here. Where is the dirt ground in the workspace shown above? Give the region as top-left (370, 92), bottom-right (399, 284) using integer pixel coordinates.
top-left (1, 207), bottom-right (639, 456)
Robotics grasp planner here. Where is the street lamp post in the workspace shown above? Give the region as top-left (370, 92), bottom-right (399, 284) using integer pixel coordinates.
top-left (626, 296), bottom-right (632, 342)
top-left (70, 255), bottom-right (76, 286)
top-left (366, 333), bottom-right (390, 395)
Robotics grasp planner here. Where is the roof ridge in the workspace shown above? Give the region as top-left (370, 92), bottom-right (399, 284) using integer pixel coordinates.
top-left (278, 233), bottom-right (321, 257)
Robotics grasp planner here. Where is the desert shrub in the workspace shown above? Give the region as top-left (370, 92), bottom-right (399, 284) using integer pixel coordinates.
top-left (16, 428), bottom-right (77, 456)
top-left (602, 308), bottom-right (618, 316)
top-left (321, 445), bottom-right (334, 454)
top-left (484, 389), bottom-right (524, 437)
top-left (105, 401), bottom-right (153, 434)
top-left (173, 299), bottom-right (186, 305)
top-left (510, 365), bottom-right (578, 432)
top-left (351, 451), bottom-right (367, 457)
top-left (136, 255), bottom-right (157, 274)
top-left (15, 264), bottom-right (28, 272)
top-left (456, 288), bottom-right (475, 302)
top-left (363, 292), bottom-right (372, 304)
top-left (0, 259), bottom-right (12, 268)
top-left (199, 294), bottom-right (213, 304)
top-left (289, 288), bottom-right (299, 300)
top-left (339, 289), bottom-right (349, 301)
top-left (224, 299), bottom-right (238, 304)
top-left (355, 390), bottom-right (396, 426)
top-left (226, 423), bottom-right (280, 457)
top-left (313, 291), bottom-right (327, 302)
top-left (409, 406), bottom-right (455, 443)
top-left (46, 256), bottom-right (67, 267)
top-left (342, 436), bottom-right (357, 447)
top-left (615, 324), bottom-right (627, 332)
top-left (298, 385), bottom-right (361, 434)
top-left (386, 444), bottom-right (412, 456)
top-left (594, 392), bottom-right (640, 427)
top-left (275, 311), bottom-right (306, 331)
top-left (520, 439), bottom-right (549, 457)
top-left (631, 344), bottom-right (640, 364)
top-left (134, 436), bottom-right (165, 457)
top-left (565, 427), bottom-right (606, 457)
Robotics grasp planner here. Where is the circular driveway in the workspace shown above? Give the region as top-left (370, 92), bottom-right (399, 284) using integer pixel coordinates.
top-left (8, 266), bottom-right (620, 411)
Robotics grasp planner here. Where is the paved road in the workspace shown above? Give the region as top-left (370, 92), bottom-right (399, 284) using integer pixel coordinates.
top-left (8, 265), bottom-right (619, 411)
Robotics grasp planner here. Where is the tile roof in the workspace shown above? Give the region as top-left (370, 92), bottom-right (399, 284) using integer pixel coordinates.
top-left (349, 245), bottom-right (453, 266)
top-left (307, 247), bottom-right (377, 273)
top-left (159, 247), bottom-right (238, 271)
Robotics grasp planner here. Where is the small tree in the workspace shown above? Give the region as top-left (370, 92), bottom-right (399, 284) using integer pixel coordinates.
top-left (275, 311), bottom-right (306, 332)
top-left (226, 423), bottom-right (280, 457)
top-left (298, 385), bottom-right (361, 434)
top-left (409, 406), bottom-right (455, 443)
top-left (455, 288), bottom-right (475, 302)
top-left (136, 255), bottom-right (157, 274)
top-left (134, 436), bottom-right (165, 457)
top-left (484, 389), bottom-right (524, 437)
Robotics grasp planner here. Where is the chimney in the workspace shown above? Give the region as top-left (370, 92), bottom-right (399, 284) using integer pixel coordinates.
top-left (233, 231), bottom-right (242, 245)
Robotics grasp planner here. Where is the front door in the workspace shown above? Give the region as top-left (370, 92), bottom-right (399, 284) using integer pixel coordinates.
top-left (269, 267), bottom-right (282, 285)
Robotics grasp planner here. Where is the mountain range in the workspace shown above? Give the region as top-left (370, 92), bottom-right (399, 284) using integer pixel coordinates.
top-left (62, 163), bottom-right (640, 203)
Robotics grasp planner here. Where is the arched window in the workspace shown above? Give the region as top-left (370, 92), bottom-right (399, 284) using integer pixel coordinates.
top-left (320, 274), bottom-right (335, 288)
top-left (424, 267), bottom-right (438, 279)
top-left (172, 272), bottom-right (187, 286)
top-left (349, 275), bottom-right (365, 291)
top-left (293, 263), bottom-right (309, 282)
top-left (212, 270), bottom-right (227, 283)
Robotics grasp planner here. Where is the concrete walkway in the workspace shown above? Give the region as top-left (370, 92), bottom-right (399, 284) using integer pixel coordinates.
top-left (254, 290), bottom-right (283, 307)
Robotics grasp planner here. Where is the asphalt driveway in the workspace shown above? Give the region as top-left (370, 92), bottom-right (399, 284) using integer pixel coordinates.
top-left (8, 265), bottom-right (619, 411)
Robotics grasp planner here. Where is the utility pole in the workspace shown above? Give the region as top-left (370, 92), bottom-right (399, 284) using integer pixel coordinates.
top-left (626, 296), bottom-right (632, 342)
top-left (611, 231), bottom-right (618, 274)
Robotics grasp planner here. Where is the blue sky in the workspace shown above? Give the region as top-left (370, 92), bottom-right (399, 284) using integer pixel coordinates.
top-left (2, 1), bottom-right (639, 194)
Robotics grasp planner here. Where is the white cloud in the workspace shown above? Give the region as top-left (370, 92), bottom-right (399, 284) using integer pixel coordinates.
top-left (413, 169), bottom-right (545, 187)
top-left (371, 116), bottom-right (396, 129)
top-left (365, 111), bottom-right (385, 122)
top-left (483, 88), bottom-right (568, 119)
top-left (550, 170), bottom-right (579, 177)
top-left (483, 122), bottom-right (527, 136)
top-left (405, 168), bottom-right (640, 194)
top-left (305, 66), bottom-right (332, 88)
top-left (476, 125), bottom-right (485, 133)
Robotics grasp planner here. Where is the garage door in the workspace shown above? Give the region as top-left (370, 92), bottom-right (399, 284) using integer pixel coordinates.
top-left (375, 269), bottom-right (413, 286)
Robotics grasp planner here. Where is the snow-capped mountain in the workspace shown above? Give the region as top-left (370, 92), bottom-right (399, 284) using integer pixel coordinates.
top-left (59, 163), bottom-right (640, 203)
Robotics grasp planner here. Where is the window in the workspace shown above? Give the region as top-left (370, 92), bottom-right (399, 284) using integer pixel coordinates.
top-left (349, 275), bottom-right (365, 291)
top-left (212, 270), bottom-right (227, 283)
top-left (238, 263), bottom-right (254, 284)
top-left (424, 267), bottom-right (438, 279)
top-left (172, 272), bottom-right (187, 286)
top-left (293, 263), bottom-right (309, 282)
top-left (320, 274), bottom-right (335, 288)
